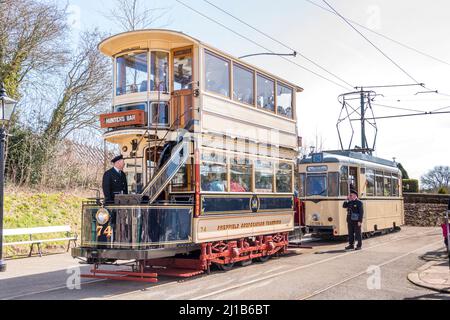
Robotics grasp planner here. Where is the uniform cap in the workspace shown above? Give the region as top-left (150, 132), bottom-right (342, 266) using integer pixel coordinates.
top-left (350, 189), bottom-right (358, 196)
top-left (111, 155), bottom-right (124, 163)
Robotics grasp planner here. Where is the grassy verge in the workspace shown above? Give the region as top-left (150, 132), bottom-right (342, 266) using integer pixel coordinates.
top-left (4, 190), bottom-right (86, 257)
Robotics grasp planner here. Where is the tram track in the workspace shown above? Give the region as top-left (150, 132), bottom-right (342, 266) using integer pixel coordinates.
top-left (188, 230), bottom-right (440, 300)
top-left (2, 229), bottom-right (439, 300)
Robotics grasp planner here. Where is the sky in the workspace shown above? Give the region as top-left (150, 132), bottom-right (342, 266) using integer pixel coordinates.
top-left (65, 0), bottom-right (450, 181)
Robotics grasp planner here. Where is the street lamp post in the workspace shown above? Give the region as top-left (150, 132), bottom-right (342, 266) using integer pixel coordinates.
top-left (0, 83), bottom-right (18, 272)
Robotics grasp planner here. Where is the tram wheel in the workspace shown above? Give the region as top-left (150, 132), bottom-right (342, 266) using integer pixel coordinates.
top-left (239, 258), bottom-right (253, 267)
top-left (255, 255), bottom-right (270, 263)
top-left (216, 263), bottom-right (235, 271)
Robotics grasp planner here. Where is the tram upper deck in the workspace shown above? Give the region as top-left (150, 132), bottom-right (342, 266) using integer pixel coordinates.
top-left (98, 29), bottom-right (302, 149)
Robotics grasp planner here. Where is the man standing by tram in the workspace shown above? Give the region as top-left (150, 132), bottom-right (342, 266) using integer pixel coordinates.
top-left (102, 155), bottom-right (128, 203)
top-left (343, 190), bottom-right (364, 250)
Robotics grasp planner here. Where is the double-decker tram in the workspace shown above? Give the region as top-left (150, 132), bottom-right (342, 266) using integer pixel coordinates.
top-left (298, 151), bottom-right (404, 238)
top-left (72, 30), bottom-right (303, 281)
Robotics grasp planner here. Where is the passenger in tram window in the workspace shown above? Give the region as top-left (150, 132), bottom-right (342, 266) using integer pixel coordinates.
top-left (202, 173), bottom-right (226, 192)
top-left (230, 177), bottom-right (247, 193)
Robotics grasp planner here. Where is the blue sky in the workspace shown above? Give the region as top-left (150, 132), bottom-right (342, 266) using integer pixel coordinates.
top-left (66, 0), bottom-right (450, 180)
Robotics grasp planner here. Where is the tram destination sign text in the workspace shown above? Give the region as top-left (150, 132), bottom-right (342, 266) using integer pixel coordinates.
top-left (100, 110), bottom-right (145, 128)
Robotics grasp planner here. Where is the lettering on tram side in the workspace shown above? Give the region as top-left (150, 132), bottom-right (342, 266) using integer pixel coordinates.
top-left (216, 220), bottom-right (282, 231)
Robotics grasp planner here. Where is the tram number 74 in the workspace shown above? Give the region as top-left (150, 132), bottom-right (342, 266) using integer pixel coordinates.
top-left (96, 225), bottom-right (113, 238)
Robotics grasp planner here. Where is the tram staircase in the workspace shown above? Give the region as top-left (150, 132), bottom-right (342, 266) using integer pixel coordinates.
top-left (114, 132), bottom-right (190, 206)
top-left (141, 135), bottom-right (189, 204)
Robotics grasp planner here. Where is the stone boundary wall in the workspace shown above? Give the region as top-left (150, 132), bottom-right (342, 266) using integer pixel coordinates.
top-left (403, 193), bottom-right (450, 227)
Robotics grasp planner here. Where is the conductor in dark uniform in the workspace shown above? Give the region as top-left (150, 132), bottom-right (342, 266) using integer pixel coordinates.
top-left (102, 155), bottom-right (128, 203)
top-left (343, 190), bottom-right (364, 250)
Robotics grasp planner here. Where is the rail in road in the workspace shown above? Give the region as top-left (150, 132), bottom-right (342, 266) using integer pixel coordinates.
top-left (0, 226), bottom-right (444, 300)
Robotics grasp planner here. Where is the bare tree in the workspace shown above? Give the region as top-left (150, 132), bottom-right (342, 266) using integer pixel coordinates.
top-left (421, 166), bottom-right (450, 192)
top-left (43, 30), bottom-right (112, 143)
top-left (105, 0), bottom-right (171, 32)
top-left (0, 0), bottom-right (68, 98)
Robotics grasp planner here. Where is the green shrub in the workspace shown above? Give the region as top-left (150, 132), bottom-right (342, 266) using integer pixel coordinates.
top-left (403, 179), bottom-right (419, 193)
top-left (438, 187), bottom-right (448, 194)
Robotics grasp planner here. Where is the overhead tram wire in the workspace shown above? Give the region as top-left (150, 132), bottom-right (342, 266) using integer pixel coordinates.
top-left (201, 0), bottom-right (354, 89)
top-left (304, 0), bottom-right (450, 68)
top-left (175, 0), bottom-right (353, 91)
top-left (322, 0), bottom-right (421, 85)
top-left (321, 0), bottom-right (450, 99)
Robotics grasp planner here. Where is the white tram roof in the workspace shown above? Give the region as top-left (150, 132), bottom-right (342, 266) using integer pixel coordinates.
top-left (299, 150), bottom-right (400, 173)
top-left (98, 29), bottom-right (304, 92)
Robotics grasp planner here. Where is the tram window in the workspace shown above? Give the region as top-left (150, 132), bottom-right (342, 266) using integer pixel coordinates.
top-left (230, 157), bottom-right (252, 192)
top-left (116, 52), bottom-right (148, 96)
top-left (306, 174), bottom-right (327, 196)
top-left (276, 82), bottom-right (293, 118)
top-left (233, 64), bottom-right (254, 105)
top-left (366, 169), bottom-right (375, 196)
top-left (392, 176), bottom-right (400, 196)
top-left (375, 171), bottom-right (384, 196)
top-left (201, 152), bottom-right (228, 192)
top-left (151, 51), bottom-right (169, 92)
top-left (340, 166), bottom-right (349, 196)
top-left (328, 172), bottom-right (339, 197)
top-left (173, 49), bottom-right (192, 90)
top-left (299, 173), bottom-right (306, 197)
top-left (114, 103), bottom-right (147, 113)
top-left (172, 163), bottom-right (194, 192)
top-left (276, 163), bottom-right (293, 193)
top-left (384, 174), bottom-right (392, 197)
top-left (255, 159), bottom-right (274, 192)
top-left (205, 51), bottom-right (230, 97)
top-left (150, 102), bottom-right (169, 126)
top-left (257, 74), bottom-right (275, 112)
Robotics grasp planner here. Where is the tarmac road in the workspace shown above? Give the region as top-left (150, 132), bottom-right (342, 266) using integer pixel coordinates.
top-left (1, 226), bottom-right (448, 300)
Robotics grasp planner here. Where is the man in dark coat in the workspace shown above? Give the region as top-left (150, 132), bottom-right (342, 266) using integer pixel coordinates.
top-left (102, 155), bottom-right (128, 203)
top-left (343, 189), bottom-right (364, 250)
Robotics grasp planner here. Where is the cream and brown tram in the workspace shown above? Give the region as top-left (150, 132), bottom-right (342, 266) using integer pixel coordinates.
top-left (298, 151), bottom-right (404, 238)
top-left (71, 29), bottom-right (303, 281)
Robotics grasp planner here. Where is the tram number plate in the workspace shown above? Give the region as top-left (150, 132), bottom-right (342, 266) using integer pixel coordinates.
top-left (96, 225), bottom-right (113, 238)
top-left (309, 221), bottom-right (323, 226)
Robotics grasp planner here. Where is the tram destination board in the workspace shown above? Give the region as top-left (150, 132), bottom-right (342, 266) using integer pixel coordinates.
top-left (100, 110), bottom-right (145, 128)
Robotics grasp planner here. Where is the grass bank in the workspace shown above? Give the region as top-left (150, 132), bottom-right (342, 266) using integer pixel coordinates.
top-left (4, 189), bottom-right (86, 257)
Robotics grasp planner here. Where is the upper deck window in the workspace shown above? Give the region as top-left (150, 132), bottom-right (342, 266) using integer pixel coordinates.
top-left (116, 52), bottom-right (148, 96)
top-left (151, 51), bottom-right (169, 92)
top-left (205, 51), bottom-right (230, 97)
top-left (233, 64), bottom-right (254, 106)
top-left (257, 74), bottom-right (275, 112)
top-left (174, 49), bottom-right (193, 90)
top-left (277, 82), bottom-right (293, 118)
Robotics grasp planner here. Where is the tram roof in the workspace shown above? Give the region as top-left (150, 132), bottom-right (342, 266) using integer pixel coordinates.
top-left (98, 29), bottom-right (304, 92)
top-left (299, 150), bottom-right (399, 170)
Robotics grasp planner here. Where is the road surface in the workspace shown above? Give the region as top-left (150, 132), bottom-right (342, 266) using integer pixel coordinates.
top-left (1, 226), bottom-right (448, 300)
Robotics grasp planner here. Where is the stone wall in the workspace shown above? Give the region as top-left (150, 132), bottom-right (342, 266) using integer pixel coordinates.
top-left (404, 193), bottom-right (450, 227)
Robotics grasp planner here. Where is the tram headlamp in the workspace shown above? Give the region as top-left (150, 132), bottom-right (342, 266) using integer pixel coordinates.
top-left (312, 213), bottom-right (320, 222)
top-left (96, 208), bottom-right (110, 225)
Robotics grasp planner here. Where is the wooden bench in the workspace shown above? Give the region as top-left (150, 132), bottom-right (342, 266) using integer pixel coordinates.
top-left (3, 225), bottom-right (78, 257)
